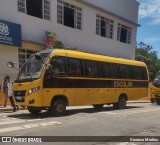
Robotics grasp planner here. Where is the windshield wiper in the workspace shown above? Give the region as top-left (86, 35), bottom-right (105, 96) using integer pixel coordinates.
top-left (26, 73), bottom-right (34, 81)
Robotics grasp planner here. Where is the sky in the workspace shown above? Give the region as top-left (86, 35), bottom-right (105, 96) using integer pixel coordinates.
top-left (137, 0), bottom-right (160, 56)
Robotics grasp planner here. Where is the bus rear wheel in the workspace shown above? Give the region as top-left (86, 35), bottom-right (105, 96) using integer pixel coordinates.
top-left (27, 107), bottom-right (42, 115)
top-left (50, 99), bottom-right (66, 117)
top-left (150, 98), bottom-right (155, 103)
top-left (113, 96), bottom-right (127, 110)
top-left (93, 104), bottom-right (104, 110)
top-left (156, 99), bottom-right (160, 105)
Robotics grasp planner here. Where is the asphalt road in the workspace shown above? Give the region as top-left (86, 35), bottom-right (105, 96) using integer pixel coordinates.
top-left (0, 101), bottom-right (160, 145)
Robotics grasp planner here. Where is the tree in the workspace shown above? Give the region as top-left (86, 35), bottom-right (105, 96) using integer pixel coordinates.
top-left (136, 42), bottom-right (160, 81)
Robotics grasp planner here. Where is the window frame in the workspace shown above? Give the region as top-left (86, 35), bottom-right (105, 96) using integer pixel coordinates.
top-left (17, 0), bottom-right (26, 13)
top-left (18, 48), bottom-right (38, 69)
top-left (96, 14), bottom-right (114, 39)
top-left (117, 23), bottom-right (132, 44)
top-left (17, 0), bottom-right (51, 21)
top-left (57, 0), bottom-right (82, 30)
top-left (45, 56), bottom-right (148, 81)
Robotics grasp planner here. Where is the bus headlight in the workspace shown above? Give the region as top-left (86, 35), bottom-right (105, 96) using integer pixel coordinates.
top-left (28, 86), bottom-right (40, 95)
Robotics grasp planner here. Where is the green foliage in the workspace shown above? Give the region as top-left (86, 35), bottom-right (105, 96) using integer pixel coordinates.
top-left (54, 41), bottom-right (64, 49)
top-left (65, 47), bottom-right (78, 50)
top-left (136, 41), bottom-right (160, 81)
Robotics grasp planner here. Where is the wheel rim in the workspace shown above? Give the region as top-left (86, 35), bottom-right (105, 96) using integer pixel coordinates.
top-left (56, 103), bottom-right (64, 113)
top-left (119, 98), bottom-right (126, 109)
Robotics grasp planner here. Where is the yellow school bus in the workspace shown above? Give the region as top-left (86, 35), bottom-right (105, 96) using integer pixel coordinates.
top-left (10, 49), bottom-right (149, 116)
top-left (151, 72), bottom-right (160, 104)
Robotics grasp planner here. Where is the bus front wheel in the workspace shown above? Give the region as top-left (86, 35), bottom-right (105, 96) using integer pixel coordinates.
top-left (27, 107), bottom-right (42, 115)
top-left (113, 96), bottom-right (127, 110)
top-left (50, 99), bottom-right (66, 117)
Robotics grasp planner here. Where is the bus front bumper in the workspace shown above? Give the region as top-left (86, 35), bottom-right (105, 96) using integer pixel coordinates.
top-left (13, 89), bottom-right (42, 107)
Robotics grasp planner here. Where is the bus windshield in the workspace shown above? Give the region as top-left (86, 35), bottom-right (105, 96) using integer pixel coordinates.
top-left (153, 72), bottom-right (160, 86)
top-left (16, 53), bottom-right (50, 82)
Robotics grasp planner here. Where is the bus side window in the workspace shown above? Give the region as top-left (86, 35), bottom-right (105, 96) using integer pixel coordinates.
top-left (139, 67), bottom-right (147, 80)
top-left (84, 60), bottom-right (98, 78)
top-left (142, 67), bottom-right (148, 80)
top-left (127, 65), bottom-right (134, 79)
top-left (84, 60), bottom-right (91, 77)
top-left (133, 66), bottom-right (141, 80)
top-left (96, 61), bottom-right (103, 78)
top-left (103, 63), bottom-right (113, 78)
top-left (68, 58), bottom-right (82, 77)
top-left (48, 57), bottom-right (67, 77)
top-left (120, 65), bottom-right (128, 79)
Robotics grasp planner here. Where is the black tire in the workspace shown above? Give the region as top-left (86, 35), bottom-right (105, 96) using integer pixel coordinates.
top-left (156, 99), bottom-right (160, 105)
top-left (27, 107), bottom-right (41, 115)
top-left (113, 96), bottom-right (127, 110)
top-left (150, 98), bottom-right (155, 103)
top-left (50, 99), bottom-right (66, 117)
top-left (93, 104), bottom-right (104, 110)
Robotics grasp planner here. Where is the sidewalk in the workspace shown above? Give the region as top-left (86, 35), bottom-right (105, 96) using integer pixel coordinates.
top-left (0, 106), bottom-right (26, 112)
top-left (0, 106), bottom-right (12, 112)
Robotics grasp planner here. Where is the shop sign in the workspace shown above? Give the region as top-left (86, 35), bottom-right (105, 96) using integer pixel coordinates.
top-left (0, 19), bottom-right (22, 47)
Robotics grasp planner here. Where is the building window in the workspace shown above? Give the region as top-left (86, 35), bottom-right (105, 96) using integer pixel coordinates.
top-left (57, 0), bottom-right (82, 30)
top-left (96, 15), bottom-right (114, 39)
top-left (117, 23), bottom-right (132, 44)
top-left (17, 0), bottom-right (26, 13)
top-left (18, 48), bottom-right (38, 68)
top-left (43, 0), bottom-right (51, 20)
top-left (17, 0), bottom-right (51, 20)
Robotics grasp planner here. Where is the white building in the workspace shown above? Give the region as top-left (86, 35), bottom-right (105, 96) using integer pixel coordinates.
top-left (0, 0), bottom-right (139, 83)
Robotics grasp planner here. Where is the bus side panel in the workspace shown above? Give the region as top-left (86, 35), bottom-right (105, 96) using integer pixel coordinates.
top-left (120, 88), bottom-right (148, 101)
top-left (42, 88), bottom-right (76, 107)
top-left (92, 88), bottom-right (105, 105)
top-left (75, 88), bottom-right (87, 105)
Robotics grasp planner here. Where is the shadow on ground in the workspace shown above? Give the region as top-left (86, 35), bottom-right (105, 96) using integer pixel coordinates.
top-left (7, 105), bottom-right (143, 120)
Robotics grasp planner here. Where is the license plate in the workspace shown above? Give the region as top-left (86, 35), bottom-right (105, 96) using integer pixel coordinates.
top-left (16, 96), bottom-right (22, 100)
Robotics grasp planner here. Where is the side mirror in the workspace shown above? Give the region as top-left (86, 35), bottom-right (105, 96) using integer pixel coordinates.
top-left (35, 53), bottom-right (42, 60)
top-left (7, 61), bottom-right (20, 71)
top-left (7, 61), bottom-right (14, 68)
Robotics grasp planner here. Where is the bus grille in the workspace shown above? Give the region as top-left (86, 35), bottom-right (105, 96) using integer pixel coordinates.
top-left (14, 91), bottom-right (26, 102)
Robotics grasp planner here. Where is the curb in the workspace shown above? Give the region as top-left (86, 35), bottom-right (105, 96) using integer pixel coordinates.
top-left (0, 107), bottom-right (12, 112)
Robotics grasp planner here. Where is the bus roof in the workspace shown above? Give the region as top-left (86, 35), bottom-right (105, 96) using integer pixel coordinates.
top-left (47, 49), bottom-right (146, 67)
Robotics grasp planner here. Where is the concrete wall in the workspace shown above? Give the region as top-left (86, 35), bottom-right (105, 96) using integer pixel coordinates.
top-left (0, 0), bottom-right (138, 60)
top-left (82, 0), bottom-right (139, 23)
top-left (0, 41), bottom-right (45, 89)
top-left (0, 45), bottom-right (19, 86)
